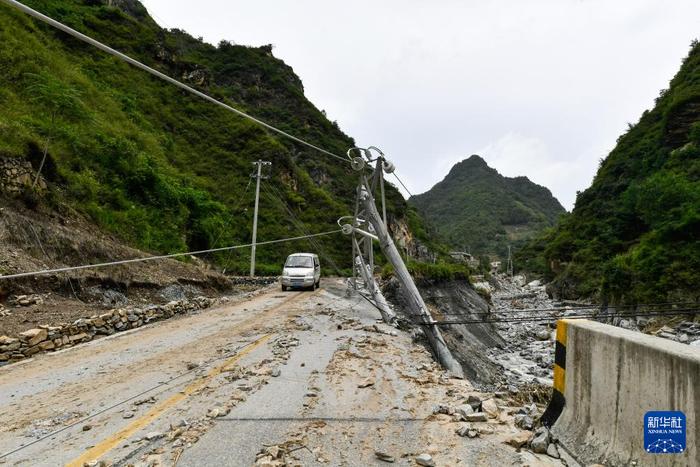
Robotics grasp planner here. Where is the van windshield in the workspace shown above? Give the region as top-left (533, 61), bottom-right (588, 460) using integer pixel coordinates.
top-left (285, 256), bottom-right (313, 268)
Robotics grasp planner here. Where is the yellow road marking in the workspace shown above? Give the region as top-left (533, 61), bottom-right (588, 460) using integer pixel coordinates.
top-left (66, 334), bottom-right (273, 467)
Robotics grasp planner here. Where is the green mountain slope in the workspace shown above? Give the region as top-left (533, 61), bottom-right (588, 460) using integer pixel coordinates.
top-left (518, 41), bottom-right (700, 303)
top-left (409, 155), bottom-right (565, 258)
top-left (0, 0), bottom-right (415, 274)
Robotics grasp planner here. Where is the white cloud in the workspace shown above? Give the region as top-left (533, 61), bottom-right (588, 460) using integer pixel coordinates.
top-left (140, 0), bottom-right (700, 210)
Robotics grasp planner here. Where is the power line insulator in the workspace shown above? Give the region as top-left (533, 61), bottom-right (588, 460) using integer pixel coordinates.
top-left (382, 160), bottom-right (395, 174)
top-left (351, 157), bottom-right (366, 171)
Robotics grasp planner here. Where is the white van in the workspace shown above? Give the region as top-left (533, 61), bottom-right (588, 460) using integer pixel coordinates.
top-left (280, 253), bottom-right (321, 291)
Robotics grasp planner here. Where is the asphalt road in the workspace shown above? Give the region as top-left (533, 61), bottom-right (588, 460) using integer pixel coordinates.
top-left (0, 279), bottom-right (563, 466)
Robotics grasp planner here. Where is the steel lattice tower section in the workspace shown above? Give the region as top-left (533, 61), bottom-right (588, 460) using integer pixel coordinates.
top-left (340, 147), bottom-right (464, 378)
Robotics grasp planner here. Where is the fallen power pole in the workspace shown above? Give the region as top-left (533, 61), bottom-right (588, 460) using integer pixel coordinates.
top-left (341, 148), bottom-right (464, 378)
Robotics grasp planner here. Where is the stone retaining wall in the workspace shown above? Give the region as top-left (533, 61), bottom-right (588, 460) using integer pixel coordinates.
top-left (0, 296), bottom-right (213, 364)
top-left (0, 157), bottom-right (45, 194)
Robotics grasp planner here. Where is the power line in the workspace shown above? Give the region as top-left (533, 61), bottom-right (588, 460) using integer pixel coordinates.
top-left (392, 173), bottom-right (414, 198)
top-left (0, 230), bottom-right (342, 281)
top-left (0, 338), bottom-right (263, 460)
top-left (261, 183), bottom-right (345, 275)
top-left (435, 301), bottom-right (700, 316)
top-left (1, 0), bottom-right (350, 165)
top-left (410, 308), bottom-right (700, 326)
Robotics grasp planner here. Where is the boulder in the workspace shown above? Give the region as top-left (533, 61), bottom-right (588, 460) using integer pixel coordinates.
top-left (535, 329), bottom-right (551, 341)
top-left (455, 404), bottom-right (474, 418)
top-left (530, 427), bottom-right (550, 454)
top-left (466, 395), bottom-right (481, 410)
top-left (514, 414), bottom-right (534, 430)
top-left (20, 328), bottom-right (48, 346)
top-left (506, 432), bottom-right (531, 449)
top-left (481, 398), bottom-right (499, 418)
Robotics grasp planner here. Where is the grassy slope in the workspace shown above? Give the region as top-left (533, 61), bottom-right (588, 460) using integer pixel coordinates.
top-left (0, 0), bottom-right (414, 275)
top-left (517, 41), bottom-right (700, 303)
top-left (409, 155), bottom-right (565, 258)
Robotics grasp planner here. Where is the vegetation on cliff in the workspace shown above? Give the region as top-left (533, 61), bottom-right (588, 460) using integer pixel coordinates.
top-left (0, 0), bottom-right (415, 274)
top-left (518, 41), bottom-right (700, 303)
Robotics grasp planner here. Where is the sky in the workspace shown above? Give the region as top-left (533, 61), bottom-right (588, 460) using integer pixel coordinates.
top-left (141, 0), bottom-right (699, 209)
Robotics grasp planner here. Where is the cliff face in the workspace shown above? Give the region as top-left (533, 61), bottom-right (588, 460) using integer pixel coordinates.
top-left (409, 155), bottom-right (565, 258)
top-left (0, 0), bottom-right (415, 274)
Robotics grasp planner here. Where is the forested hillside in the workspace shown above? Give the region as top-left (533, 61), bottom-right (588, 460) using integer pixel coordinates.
top-left (409, 155), bottom-right (565, 258)
top-left (0, 0), bottom-right (416, 274)
top-left (518, 41), bottom-right (700, 303)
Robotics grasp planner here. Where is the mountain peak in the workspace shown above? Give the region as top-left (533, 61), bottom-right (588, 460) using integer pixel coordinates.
top-left (410, 158), bottom-right (565, 257)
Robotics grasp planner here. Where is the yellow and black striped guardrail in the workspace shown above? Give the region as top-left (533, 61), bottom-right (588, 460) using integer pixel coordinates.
top-left (541, 319), bottom-right (568, 427)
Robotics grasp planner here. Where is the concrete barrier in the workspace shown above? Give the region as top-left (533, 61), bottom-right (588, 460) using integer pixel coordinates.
top-left (545, 319), bottom-right (699, 466)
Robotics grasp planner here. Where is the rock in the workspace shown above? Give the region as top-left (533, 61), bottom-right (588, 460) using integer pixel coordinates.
top-left (415, 453), bottom-right (435, 466)
top-left (678, 334), bottom-right (689, 344)
top-left (375, 451), bottom-right (395, 463)
top-left (455, 404), bottom-right (473, 418)
top-left (123, 411), bottom-right (134, 419)
top-left (465, 412), bottom-right (488, 422)
top-left (530, 427), bottom-right (550, 454)
top-left (481, 398), bottom-right (499, 418)
top-left (506, 432), bottom-right (531, 449)
top-left (145, 431), bottom-right (164, 441)
top-left (69, 333), bottom-right (89, 343)
top-left (0, 336), bottom-right (18, 345)
top-left (82, 424), bottom-right (92, 431)
top-left (23, 345), bottom-right (42, 357)
top-left (20, 328), bottom-right (47, 346)
top-left (38, 340), bottom-right (55, 351)
top-left (514, 414), bottom-right (534, 430)
top-left (546, 443), bottom-right (560, 459)
top-left (433, 404), bottom-right (454, 415)
top-left (535, 329), bottom-right (551, 341)
top-left (270, 367), bottom-right (281, 377)
top-left (358, 378), bottom-right (375, 388)
top-left (456, 424), bottom-right (479, 438)
top-left (466, 395), bottom-right (481, 410)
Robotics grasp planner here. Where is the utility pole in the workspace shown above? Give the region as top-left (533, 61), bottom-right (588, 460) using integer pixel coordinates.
top-left (341, 147), bottom-right (464, 378)
top-left (250, 160), bottom-right (271, 277)
top-left (507, 245), bottom-right (513, 277)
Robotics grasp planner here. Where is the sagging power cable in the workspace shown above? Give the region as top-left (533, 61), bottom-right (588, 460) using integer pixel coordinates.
top-left (0, 0), bottom-right (350, 165)
top-left (0, 230), bottom-right (342, 281)
top-left (435, 301), bottom-right (700, 316)
top-left (409, 308), bottom-right (700, 326)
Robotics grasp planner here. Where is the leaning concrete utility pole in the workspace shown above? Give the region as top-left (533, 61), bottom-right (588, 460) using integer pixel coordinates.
top-left (342, 148), bottom-right (464, 378)
top-left (250, 160), bottom-right (271, 277)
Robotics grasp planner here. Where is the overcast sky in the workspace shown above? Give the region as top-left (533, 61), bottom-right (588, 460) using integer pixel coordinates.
top-left (141, 0), bottom-right (699, 209)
